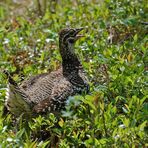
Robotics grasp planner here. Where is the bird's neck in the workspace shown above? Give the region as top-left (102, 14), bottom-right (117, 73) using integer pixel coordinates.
top-left (62, 53), bottom-right (83, 75)
top-left (59, 45), bottom-right (83, 76)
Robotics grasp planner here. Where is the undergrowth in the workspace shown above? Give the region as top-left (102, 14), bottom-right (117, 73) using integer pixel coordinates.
top-left (0, 0), bottom-right (147, 147)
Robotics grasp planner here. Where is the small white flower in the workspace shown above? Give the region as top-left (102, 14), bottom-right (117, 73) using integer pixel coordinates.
top-left (119, 124), bottom-right (126, 128)
top-left (114, 134), bottom-right (120, 139)
top-left (89, 59), bottom-right (93, 63)
top-left (3, 38), bottom-right (9, 44)
top-left (19, 37), bottom-right (23, 40)
top-left (6, 137), bottom-right (13, 142)
top-left (45, 38), bottom-right (50, 43)
top-left (37, 39), bottom-right (41, 42)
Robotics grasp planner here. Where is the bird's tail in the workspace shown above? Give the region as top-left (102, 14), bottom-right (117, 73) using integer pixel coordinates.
top-left (3, 70), bottom-right (31, 117)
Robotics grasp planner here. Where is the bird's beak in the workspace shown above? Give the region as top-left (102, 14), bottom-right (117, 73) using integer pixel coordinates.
top-left (75, 28), bottom-right (85, 40)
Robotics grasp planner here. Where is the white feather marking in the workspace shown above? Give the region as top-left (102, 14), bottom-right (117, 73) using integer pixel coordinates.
top-left (48, 107), bottom-right (51, 111)
top-left (53, 105), bottom-right (56, 110)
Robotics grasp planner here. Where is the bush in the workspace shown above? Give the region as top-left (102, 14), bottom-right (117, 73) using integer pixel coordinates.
top-left (0, 0), bottom-right (147, 147)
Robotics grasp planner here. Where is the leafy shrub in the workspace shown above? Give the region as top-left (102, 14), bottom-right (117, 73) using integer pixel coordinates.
top-left (0, 0), bottom-right (147, 147)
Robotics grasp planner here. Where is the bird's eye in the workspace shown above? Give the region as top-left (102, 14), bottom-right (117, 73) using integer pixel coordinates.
top-left (68, 30), bottom-right (75, 36)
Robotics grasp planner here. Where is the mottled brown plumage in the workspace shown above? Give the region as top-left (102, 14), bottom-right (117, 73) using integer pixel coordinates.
top-left (4, 28), bottom-right (89, 117)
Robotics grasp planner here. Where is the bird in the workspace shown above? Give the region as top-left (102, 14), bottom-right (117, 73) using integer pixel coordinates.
top-left (4, 28), bottom-right (89, 118)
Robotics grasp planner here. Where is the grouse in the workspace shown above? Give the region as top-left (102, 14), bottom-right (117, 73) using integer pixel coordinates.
top-left (4, 28), bottom-right (89, 117)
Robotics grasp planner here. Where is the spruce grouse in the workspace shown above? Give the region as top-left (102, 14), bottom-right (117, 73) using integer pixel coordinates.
top-left (4, 28), bottom-right (89, 117)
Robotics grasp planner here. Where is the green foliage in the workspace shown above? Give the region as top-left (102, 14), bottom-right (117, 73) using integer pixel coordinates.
top-left (0, 0), bottom-right (147, 147)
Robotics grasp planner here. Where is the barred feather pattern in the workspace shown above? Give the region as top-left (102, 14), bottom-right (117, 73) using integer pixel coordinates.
top-left (20, 69), bottom-right (63, 104)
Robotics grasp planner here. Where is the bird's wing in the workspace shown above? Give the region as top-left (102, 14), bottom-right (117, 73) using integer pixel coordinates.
top-left (20, 68), bottom-right (63, 104)
top-left (20, 73), bottom-right (49, 91)
top-left (33, 77), bottom-right (74, 113)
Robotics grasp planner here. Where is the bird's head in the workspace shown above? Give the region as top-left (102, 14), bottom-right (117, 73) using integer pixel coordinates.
top-left (59, 28), bottom-right (84, 56)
